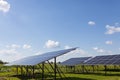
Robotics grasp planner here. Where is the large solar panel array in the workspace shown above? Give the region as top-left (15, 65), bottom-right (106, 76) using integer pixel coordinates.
top-left (84, 54), bottom-right (120, 65)
top-left (8, 48), bottom-right (77, 66)
top-left (61, 57), bottom-right (91, 66)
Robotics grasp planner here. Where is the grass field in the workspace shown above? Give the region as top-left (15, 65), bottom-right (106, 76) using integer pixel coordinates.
top-left (0, 64), bottom-right (120, 80)
top-left (0, 72), bottom-right (120, 80)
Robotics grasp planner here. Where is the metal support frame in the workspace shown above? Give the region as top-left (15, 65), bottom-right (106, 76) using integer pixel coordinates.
top-left (66, 66), bottom-right (67, 72)
top-left (20, 66), bottom-right (23, 75)
top-left (114, 65), bottom-right (117, 70)
top-left (104, 65), bottom-right (107, 75)
top-left (56, 65), bottom-right (67, 80)
top-left (92, 65), bottom-right (95, 73)
top-left (54, 57), bottom-right (57, 80)
top-left (42, 62), bottom-right (44, 80)
top-left (39, 63), bottom-right (54, 80)
top-left (16, 66), bottom-right (19, 75)
top-left (56, 65), bottom-right (62, 79)
top-left (82, 65), bottom-right (84, 73)
top-left (47, 59), bottom-right (66, 80)
top-left (26, 65), bottom-right (29, 77)
top-left (97, 65), bottom-right (99, 72)
top-left (14, 57), bottom-right (69, 80)
top-left (32, 66), bottom-right (35, 78)
top-left (73, 66), bottom-right (75, 73)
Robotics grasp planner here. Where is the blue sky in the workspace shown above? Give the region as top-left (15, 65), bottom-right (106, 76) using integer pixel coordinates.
top-left (0, 0), bottom-right (120, 62)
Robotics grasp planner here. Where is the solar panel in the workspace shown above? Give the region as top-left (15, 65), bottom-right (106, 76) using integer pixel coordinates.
top-left (84, 54), bottom-right (120, 65)
top-left (7, 48), bottom-right (77, 66)
top-left (61, 57), bottom-right (91, 66)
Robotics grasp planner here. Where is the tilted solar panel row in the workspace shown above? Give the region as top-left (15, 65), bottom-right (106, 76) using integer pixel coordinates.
top-left (61, 54), bottom-right (120, 66)
top-left (7, 48), bottom-right (77, 66)
top-left (84, 54), bottom-right (120, 65)
top-left (61, 57), bottom-right (91, 66)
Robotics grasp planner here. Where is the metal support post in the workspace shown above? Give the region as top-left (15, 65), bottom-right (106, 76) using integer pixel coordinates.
top-left (54, 57), bottom-right (57, 80)
top-left (42, 62), bottom-right (44, 80)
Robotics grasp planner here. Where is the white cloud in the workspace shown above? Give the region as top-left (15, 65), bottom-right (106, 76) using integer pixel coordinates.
top-left (64, 45), bottom-right (72, 49)
top-left (5, 53), bottom-right (24, 62)
top-left (105, 41), bottom-right (113, 45)
top-left (105, 25), bottom-right (120, 34)
top-left (57, 47), bottom-right (90, 62)
top-left (88, 21), bottom-right (96, 26)
top-left (93, 47), bottom-right (104, 53)
top-left (0, 44), bottom-right (33, 62)
top-left (35, 51), bottom-right (45, 55)
top-left (6, 44), bottom-right (21, 49)
top-left (65, 47), bottom-right (87, 55)
top-left (73, 48), bottom-right (87, 54)
top-left (93, 47), bottom-right (98, 50)
top-left (45, 40), bottom-right (60, 48)
top-left (0, 0), bottom-right (10, 13)
top-left (93, 47), bottom-right (112, 54)
top-left (0, 50), bottom-right (24, 62)
top-left (0, 49), bottom-right (17, 55)
top-left (64, 46), bottom-right (87, 55)
top-left (23, 44), bottom-right (31, 49)
top-left (115, 23), bottom-right (120, 26)
top-left (97, 49), bottom-right (105, 53)
top-left (93, 47), bottom-right (105, 53)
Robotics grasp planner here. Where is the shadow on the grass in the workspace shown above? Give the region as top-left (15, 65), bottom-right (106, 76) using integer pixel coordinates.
top-left (64, 77), bottom-right (95, 80)
top-left (79, 72), bottom-right (120, 76)
top-left (12, 73), bottom-right (54, 80)
top-left (11, 74), bottom-right (95, 80)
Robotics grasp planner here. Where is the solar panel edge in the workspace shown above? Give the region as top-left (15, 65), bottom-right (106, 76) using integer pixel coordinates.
top-left (6, 47), bottom-right (77, 66)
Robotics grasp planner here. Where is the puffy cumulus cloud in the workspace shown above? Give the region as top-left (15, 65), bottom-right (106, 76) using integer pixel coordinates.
top-left (64, 45), bottom-right (72, 49)
top-left (105, 25), bottom-right (120, 34)
top-left (6, 44), bottom-right (21, 49)
top-left (105, 41), bottom-right (113, 45)
top-left (45, 40), bottom-right (60, 48)
top-left (66, 47), bottom-right (87, 55)
top-left (0, 0), bottom-right (10, 13)
top-left (35, 51), bottom-right (45, 55)
top-left (23, 44), bottom-right (31, 49)
top-left (5, 54), bottom-right (24, 62)
top-left (88, 21), bottom-right (96, 26)
top-left (73, 48), bottom-right (87, 54)
top-left (93, 47), bottom-right (105, 53)
top-left (6, 44), bottom-right (32, 49)
top-left (93, 47), bottom-right (98, 50)
top-left (0, 50), bottom-right (24, 62)
top-left (0, 49), bottom-right (17, 55)
top-left (0, 47), bottom-right (24, 61)
top-left (57, 48), bottom-right (90, 62)
top-left (64, 46), bottom-right (87, 54)
top-left (0, 44), bottom-right (33, 62)
top-left (93, 47), bottom-right (112, 54)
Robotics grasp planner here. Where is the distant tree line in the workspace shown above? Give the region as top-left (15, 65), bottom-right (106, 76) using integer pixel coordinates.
top-left (0, 60), bottom-right (8, 64)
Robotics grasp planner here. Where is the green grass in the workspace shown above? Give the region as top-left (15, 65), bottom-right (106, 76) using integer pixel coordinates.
top-left (65, 73), bottom-right (120, 80)
top-left (0, 64), bottom-right (120, 80)
top-left (0, 73), bottom-right (119, 80)
top-left (0, 72), bottom-right (120, 80)
top-left (0, 71), bottom-right (119, 80)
